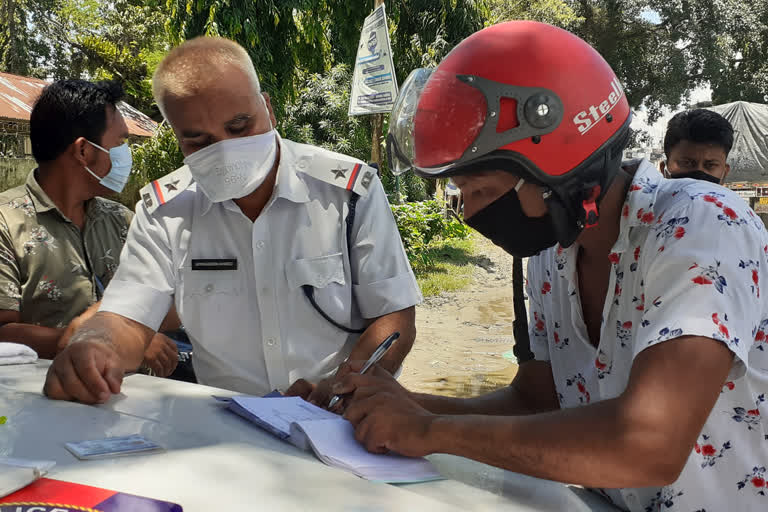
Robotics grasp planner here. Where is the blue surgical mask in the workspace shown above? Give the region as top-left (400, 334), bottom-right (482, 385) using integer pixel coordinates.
top-left (84, 140), bottom-right (133, 193)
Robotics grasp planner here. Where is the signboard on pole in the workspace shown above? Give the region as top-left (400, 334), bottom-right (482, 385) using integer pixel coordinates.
top-left (349, 4), bottom-right (398, 116)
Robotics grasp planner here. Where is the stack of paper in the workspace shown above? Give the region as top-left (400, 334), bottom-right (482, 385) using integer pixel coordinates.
top-left (291, 419), bottom-right (442, 483)
top-left (227, 396), bottom-right (442, 483)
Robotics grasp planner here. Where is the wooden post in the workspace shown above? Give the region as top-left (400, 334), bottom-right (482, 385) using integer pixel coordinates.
top-left (370, 0), bottom-right (385, 175)
top-left (371, 113), bottom-right (383, 171)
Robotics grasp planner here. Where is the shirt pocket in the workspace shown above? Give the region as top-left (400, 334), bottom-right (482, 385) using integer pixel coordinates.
top-left (285, 252), bottom-right (356, 337)
top-left (286, 252), bottom-right (346, 290)
top-left (179, 269), bottom-right (249, 351)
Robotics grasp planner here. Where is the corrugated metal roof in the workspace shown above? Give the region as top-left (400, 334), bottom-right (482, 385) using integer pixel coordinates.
top-left (0, 71), bottom-right (156, 137)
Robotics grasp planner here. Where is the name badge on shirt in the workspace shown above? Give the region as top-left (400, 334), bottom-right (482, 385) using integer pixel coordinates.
top-left (191, 259), bottom-right (238, 271)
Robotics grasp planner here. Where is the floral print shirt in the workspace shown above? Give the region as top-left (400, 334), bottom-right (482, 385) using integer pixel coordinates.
top-left (0, 170), bottom-right (133, 329)
top-left (527, 159), bottom-right (768, 511)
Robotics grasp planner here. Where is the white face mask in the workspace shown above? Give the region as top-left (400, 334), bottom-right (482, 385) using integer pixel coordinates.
top-left (183, 130), bottom-right (278, 203)
top-left (84, 140), bottom-right (133, 193)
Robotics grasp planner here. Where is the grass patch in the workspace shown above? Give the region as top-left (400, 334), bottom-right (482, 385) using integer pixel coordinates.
top-left (413, 235), bottom-right (477, 297)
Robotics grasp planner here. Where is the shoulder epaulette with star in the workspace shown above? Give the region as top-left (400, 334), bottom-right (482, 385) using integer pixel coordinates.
top-left (297, 152), bottom-right (378, 198)
top-left (139, 165), bottom-right (193, 214)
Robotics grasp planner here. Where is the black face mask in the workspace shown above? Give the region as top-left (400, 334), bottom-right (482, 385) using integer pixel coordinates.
top-left (465, 188), bottom-right (559, 257)
top-left (670, 170), bottom-right (722, 185)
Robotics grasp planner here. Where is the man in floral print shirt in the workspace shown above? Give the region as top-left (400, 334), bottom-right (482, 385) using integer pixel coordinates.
top-left (0, 79), bottom-right (179, 376)
top-left (333, 22), bottom-right (768, 512)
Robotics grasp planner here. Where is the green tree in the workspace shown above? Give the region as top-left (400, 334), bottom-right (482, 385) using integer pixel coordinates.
top-left (388, 0), bottom-right (485, 73)
top-left (568, 1), bottom-right (694, 120)
top-left (165, 0), bottom-right (326, 119)
top-left (119, 122), bottom-right (184, 207)
top-left (627, 127), bottom-right (653, 149)
top-left (485, 0), bottom-right (582, 27)
top-left (0, 0), bottom-right (169, 114)
top-left (569, 1), bottom-right (768, 119)
top-left (281, 64), bottom-right (371, 161)
top-left (651, 0), bottom-right (768, 104)
top-left (0, 0), bottom-right (60, 77)
top-left (50, 0), bottom-right (170, 113)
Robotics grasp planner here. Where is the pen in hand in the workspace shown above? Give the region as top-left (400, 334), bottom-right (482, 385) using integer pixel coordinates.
top-left (327, 331), bottom-right (400, 409)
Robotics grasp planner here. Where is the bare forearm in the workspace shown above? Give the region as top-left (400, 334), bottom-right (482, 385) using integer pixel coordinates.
top-left (415, 384), bottom-right (538, 416)
top-left (158, 304), bottom-right (181, 332)
top-left (426, 399), bottom-right (681, 488)
top-left (0, 324), bottom-right (64, 359)
top-left (347, 307), bottom-right (415, 374)
top-left (415, 361), bottom-right (560, 416)
top-left (72, 312), bottom-right (153, 371)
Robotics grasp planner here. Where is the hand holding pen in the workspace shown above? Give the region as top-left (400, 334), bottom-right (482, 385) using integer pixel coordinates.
top-left (327, 331), bottom-right (400, 409)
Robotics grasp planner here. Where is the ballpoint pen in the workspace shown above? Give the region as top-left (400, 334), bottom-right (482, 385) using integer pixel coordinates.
top-left (327, 331), bottom-right (400, 409)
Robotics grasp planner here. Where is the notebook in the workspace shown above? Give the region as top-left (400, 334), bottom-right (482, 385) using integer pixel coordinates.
top-left (226, 396), bottom-right (442, 483)
top-left (0, 477), bottom-right (182, 511)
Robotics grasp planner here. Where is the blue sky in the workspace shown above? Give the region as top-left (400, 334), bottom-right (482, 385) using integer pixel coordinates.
top-left (641, 9), bottom-right (661, 24)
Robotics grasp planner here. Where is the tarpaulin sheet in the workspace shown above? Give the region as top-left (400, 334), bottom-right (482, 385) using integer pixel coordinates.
top-left (707, 101), bottom-right (768, 183)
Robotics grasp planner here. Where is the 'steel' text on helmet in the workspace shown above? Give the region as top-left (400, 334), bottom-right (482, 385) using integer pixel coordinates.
top-left (573, 77), bottom-right (625, 135)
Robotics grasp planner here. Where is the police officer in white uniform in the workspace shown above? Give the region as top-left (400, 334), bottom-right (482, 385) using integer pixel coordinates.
top-left (43, 37), bottom-right (422, 405)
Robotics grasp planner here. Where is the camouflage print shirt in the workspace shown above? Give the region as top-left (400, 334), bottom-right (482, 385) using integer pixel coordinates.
top-left (0, 170), bottom-right (133, 328)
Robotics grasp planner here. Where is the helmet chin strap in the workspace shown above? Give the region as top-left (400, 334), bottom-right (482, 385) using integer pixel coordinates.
top-left (514, 178), bottom-right (526, 193)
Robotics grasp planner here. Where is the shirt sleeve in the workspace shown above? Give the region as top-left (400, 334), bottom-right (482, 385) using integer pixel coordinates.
top-left (123, 207), bottom-right (135, 229)
top-left (0, 213), bottom-right (20, 312)
top-left (349, 175), bottom-right (423, 318)
top-left (526, 256), bottom-right (551, 362)
top-left (638, 198), bottom-right (764, 380)
top-left (99, 202), bottom-right (175, 330)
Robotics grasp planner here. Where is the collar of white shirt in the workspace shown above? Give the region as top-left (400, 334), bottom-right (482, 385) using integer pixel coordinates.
top-left (200, 134), bottom-right (312, 216)
top-left (555, 158), bottom-right (661, 286)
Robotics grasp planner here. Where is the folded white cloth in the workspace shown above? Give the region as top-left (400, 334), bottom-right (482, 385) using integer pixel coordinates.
top-left (0, 457), bottom-right (56, 497)
top-left (0, 342), bottom-right (38, 365)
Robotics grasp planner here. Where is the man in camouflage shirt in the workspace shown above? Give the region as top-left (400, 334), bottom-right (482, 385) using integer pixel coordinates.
top-left (0, 80), bottom-right (179, 376)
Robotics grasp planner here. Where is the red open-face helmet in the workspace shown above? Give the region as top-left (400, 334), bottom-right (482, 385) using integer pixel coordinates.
top-left (387, 21), bottom-right (632, 246)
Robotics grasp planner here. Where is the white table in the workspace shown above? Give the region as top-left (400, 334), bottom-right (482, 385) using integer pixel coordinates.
top-left (0, 362), bottom-right (620, 511)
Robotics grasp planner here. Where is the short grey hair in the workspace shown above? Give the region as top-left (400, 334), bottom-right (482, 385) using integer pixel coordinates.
top-left (152, 37), bottom-right (261, 119)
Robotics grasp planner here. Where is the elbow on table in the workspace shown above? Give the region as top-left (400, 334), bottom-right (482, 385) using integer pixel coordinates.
top-left (637, 453), bottom-right (688, 487)
top-left (617, 410), bottom-right (691, 487)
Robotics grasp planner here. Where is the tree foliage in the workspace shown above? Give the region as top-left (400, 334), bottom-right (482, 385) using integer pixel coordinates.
top-left (0, 0), bottom-right (60, 77)
top-left (165, 0), bottom-right (323, 119)
top-left (486, 0), bottom-right (582, 27)
top-left (51, 0), bottom-right (169, 113)
top-left (281, 64), bottom-right (371, 161)
top-left (119, 122), bottom-right (184, 207)
top-left (3, 0), bottom-right (767, 202)
top-left (387, 0), bottom-right (485, 72)
top-left (570, 0), bottom-right (768, 120)
top-left (0, 0), bottom-right (169, 114)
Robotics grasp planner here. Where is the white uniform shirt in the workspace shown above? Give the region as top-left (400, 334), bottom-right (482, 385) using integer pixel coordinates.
top-left (101, 137), bottom-right (422, 394)
top-left (526, 159), bottom-right (768, 512)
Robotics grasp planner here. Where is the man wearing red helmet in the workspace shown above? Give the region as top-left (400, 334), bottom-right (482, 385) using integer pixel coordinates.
top-left (335, 21), bottom-right (768, 511)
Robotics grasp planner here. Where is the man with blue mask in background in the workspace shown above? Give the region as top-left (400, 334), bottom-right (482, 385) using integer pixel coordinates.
top-left (43, 38), bottom-right (421, 404)
top-left (0, 80), bottom-right (180, 377)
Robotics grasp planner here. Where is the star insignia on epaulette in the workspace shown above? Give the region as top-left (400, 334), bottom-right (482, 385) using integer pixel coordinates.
top-left (331, 165), bottom-right (348, 180)
top-left (165, 179), bottom-right (181, 192)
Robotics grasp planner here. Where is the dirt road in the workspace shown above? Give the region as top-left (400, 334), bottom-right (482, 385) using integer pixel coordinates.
top-left (400, 235), bottom-right (524, 397)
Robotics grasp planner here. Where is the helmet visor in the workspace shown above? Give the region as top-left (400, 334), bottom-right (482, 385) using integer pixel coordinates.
top-left (387, 68), bottom-right (488, 176)
top-left (387, 68), bottom-right (564, 177)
